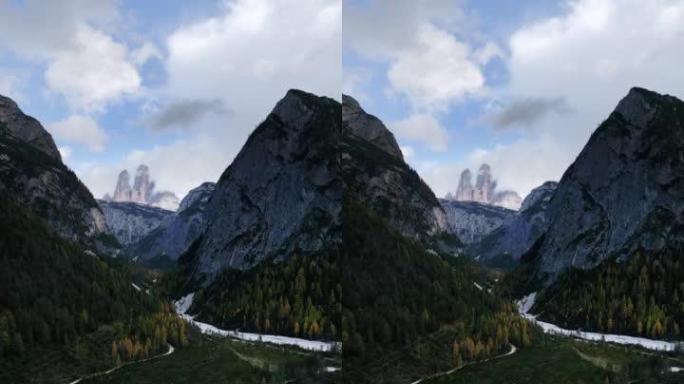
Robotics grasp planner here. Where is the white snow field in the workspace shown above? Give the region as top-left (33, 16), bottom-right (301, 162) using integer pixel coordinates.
top-left (517, 292), bottom-right (681, 352)
top-left (173, 292), bottom-right (340, 352)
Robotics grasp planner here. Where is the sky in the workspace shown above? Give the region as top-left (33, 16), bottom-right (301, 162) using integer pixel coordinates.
top-left (344, 0), bottom-right (684, 198)
top-left (1, 1), bottom-right (684, 200)
top-left (0, 0), bottom-right (340, 199)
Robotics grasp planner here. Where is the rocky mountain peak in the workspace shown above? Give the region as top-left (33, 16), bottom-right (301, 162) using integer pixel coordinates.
top-left (0, 93), bottom-right (61, 160)
top-left (108, 165), bottom-right (179, 211)
top-left (113, 170), bottom-right (132, 201)
top-left (520, 181), bottom-right (557, 212)
top-left (271, 89), bottom-right (318, 128)
top-left (342, 94), bottom-right (403, 159)
top-left (451, 163), bottom-right (522, 210)
top-left (531, 87), bottom-right (684, 280)
top-left (178, 182), bottom-right (215, 213)
top-left (132, 164), bottom-right (153, 204)
top-left (613, 87), bottom-right (662, 128)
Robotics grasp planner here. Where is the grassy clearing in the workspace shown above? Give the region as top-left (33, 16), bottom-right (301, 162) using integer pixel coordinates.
top-left (82, 331), bottom-right (340, 384)
top-left (425, 336), bottom-right (684, 384)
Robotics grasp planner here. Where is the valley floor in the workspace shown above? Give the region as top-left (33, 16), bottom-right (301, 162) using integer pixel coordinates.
top-left (78, 332), bottom-right (338, 384)
top-left (423, 336), bottom-right (684, 384)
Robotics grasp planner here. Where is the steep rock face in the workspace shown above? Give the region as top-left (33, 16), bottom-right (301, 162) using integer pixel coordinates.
top-left (112, 170), bottom-right (132, 202)
top-left (341, 95), bottom-right (450, 245)
top-left (451, 164), bottom-right (522, 210)
top-left (440, 200), bottom-right (514, 244)
top-left (131, 182), bottom-right (215, 261)
top-left (99, 201), bottom-right (173, 246)
top-left (474, 164), bottom-right (496, 203)
top-left (470, 181), bottom-right (557, 263)
top-left (185, 90), bottom-right (342, 279)
top-left (182, 91), bottom-right (452, 284)
top-left (131, 165), bottom-right (153, 204)
top-left (342, 94), bottom-right (403, 159)
top-left (454, 169), bottom-right (474, 201)
top-left (0, 95), bottom-right (106, 244)
top-left (0, 95), bottom-right (61, 160)
top-left (533, 88), bottom-right (684, 279)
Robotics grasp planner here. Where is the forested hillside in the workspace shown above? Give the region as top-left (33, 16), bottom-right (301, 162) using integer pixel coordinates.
top-left (341, 200), bottom-right (534, 383)
top-left (534, 248), bottom-right (684, 339)
top-left (0, 197), bottom-right (186, 383)
top-left (180, 251), bottom-right (342, 341)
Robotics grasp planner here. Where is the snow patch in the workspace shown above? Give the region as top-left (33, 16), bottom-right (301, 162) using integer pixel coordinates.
top-left (517, 292), bottom-right (680, 352)
top-left (174, 292), bottom-right (195, 314)
top-left (173, 293), bottom-right (339, 353)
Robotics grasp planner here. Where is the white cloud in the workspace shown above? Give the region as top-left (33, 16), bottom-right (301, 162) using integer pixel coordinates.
top-left (508, 0), bottom-right (684, 127)
top-left (47, 115), bottom-right (108, 152)
top-left (387, 23), bottom-right (485, 110)
top-left (419, 133), bottom-right (571, 199)
top-left (345, 1), bottom-right (488, 111)
top-left (390, 114), bottom-right (450, 152)
top-left (400, 145), bottom-right (415, 160)
top-left (58, 146), bottom-right (73, 161)
top-left (45, 25), bottom-right (141, 111)
top-left (474, 41), bottom-right (505, 65)
top-left (131, 42), bottom-right (163, 66)
top-left (79, 0), bottom-right (342, 199)
top-left (420, 0), bottom-right (684, 199)
top-left (109, 0), bottom-right (341, 196)
top-left (0, 1), bottom-right (142, 111)
top-left (77, 134), bottom-right (239, 200)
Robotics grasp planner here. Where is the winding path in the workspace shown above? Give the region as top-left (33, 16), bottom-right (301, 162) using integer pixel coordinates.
top-left (67, 344), bottom-right (175, 384)
top-left (409, 343), bottom-right (518, 384)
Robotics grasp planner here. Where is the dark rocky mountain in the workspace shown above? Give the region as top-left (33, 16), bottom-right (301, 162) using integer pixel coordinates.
top-left (182, 90), bottom-right (343, 282)
top-left (342, 94), bottom-right (403, 159)
top-left (179, 91), bottom-right (453, 285)
top-left (0, 95), bottom-right (108, 246)
top-left (341, 94), bottom-right (451, 248)
top-left (469, 181), bottom-right (557, 265)
top-left (0, 95), bottom-right (61, 160)
top-left (529, 88), bottom-right (684, 281)
top-left (98, 200), bottom-right (174, 246)
top-left (130, 182), bottom-right (215, 263)
top-left (440, 199), bottom-right (514, 244)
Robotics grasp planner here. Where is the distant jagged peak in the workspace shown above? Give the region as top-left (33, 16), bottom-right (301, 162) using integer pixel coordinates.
top-left (108, 164), bottom-right (180, 211)
top-left (451, 163), bottom-right (522, 210)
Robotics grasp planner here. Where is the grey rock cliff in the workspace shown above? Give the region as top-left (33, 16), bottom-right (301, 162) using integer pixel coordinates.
top-left (469, 181), bottom-right (557, 263)
top-left (186, 90), bottom-right (343, 279)
top-left (341, 94), bottom-right (449, 244)
top-left (99, 200), bottom-right (173, 246)
top-left (131, 182), bottom-right (215, 261)
top-left (0, 95), bottom-right (61, 160)
top-left (113, 170), bottom-right (132, 202)
top-left (532, 88), bottom-right (684, 279)
top-left (342, 94), bottom-right (404, 159)
top-left (0, 94), bottom-right (106, 245)
top-left (182, 91), bottom-right (453, 284)
top-left (440, 200), bottom-right (514, 244)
